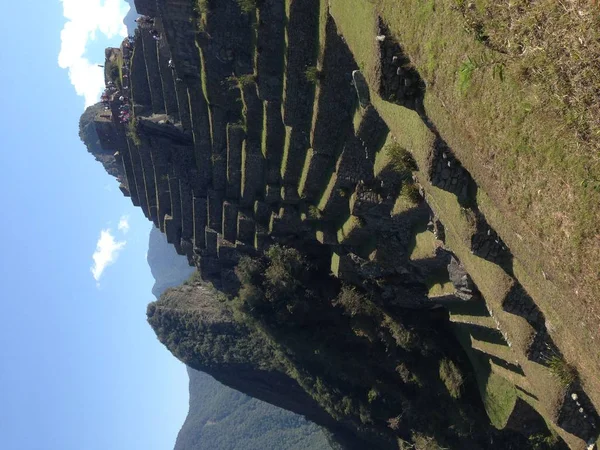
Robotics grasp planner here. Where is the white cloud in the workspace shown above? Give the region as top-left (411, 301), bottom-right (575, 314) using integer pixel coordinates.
top-left (58, 0), bottom-right (130, 107)
top-left (91, 229), bottom-right (126, 283)
top-left (118, 215), bottom-right (130, 234)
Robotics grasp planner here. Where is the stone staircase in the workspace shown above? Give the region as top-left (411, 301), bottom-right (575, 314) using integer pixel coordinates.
top-left (91, 1), bottom-right (600, 448)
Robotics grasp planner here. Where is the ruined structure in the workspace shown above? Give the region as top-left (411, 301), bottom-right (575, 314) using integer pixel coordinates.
top-left (80, 0), bottom-right (599, 448)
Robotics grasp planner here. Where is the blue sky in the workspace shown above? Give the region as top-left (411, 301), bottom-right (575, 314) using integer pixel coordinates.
top-left (0, 1), bottom-right (189, 449)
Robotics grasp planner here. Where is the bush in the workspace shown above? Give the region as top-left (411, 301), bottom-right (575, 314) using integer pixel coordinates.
top-left (127, 118), bottom-right (142, 147)
top-left (400, 182), bottom-right (421, 205)
top-left (235, 255), bottom-right (264, 286)
top-left (333, 286), bottom-right (377, 317)
top-left (412, 432), bottom-right (444, 450)
top-left (236, 0), bottom-right (257, 14)
top-left (439, 358), bottom-right (464, 399)
top-left (264, 246), bottom-right (305, 301)
top-left (183, 271), bottom-right (203, 285)
top-left (387, 142), bottom-right (418, 174)
top-left (227, 74), bottom-right (256, 89)
top-left (305, 66), bottom-right (322, 84)
top-left (546, 355), bottom-right (577, 387)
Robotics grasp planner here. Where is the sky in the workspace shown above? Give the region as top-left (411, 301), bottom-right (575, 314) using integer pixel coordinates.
top-left (0, 1), bottom-right (189, 449)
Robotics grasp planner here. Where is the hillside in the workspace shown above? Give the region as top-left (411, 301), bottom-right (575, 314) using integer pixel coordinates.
top-left (146, 227), bottom-right (331, 450)
top-left (81, 0), bottom-right (600, 448)
top-left (177, 368), bottom-right (330, 450)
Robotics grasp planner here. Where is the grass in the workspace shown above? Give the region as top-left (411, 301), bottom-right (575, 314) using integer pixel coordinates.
top-left (452, 324), bottom-right (517, 428)
top-left (127, 118), bottom-right (142, 147)
top-left (386, 142), bottom-right (418, 175)
top-left (545, 355), bottom-right (578, 387)
top-left (439, 358), bottom-right (464, 399)
top-left (400, 182), bottom-right (421, 205)
top-left (332, 0), bottom-right (600, 415)
top-left (375, 0), bottom-right (600, 348)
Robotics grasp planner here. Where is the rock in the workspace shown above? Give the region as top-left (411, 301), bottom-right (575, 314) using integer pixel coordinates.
top-left (352, 70), bottom-right (371, 108)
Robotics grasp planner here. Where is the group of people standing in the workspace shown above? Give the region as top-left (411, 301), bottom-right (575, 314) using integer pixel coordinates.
top-left (135, 15), bottom-right (162, 41)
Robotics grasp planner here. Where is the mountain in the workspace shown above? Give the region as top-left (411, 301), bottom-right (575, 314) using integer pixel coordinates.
top-left (147, 227), bottom-right (195, 298)
top-left (177, 367), bottom-right (331, 450)
top-left (146, 227), bottom-right (331, 450)
top-left (123, 0), bottom-right (139, 36)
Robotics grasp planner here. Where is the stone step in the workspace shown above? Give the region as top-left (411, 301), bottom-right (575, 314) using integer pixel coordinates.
top-left (317, 172), bottom-right (350, 224)
top-left (118, 144), bottom-right (140, 207)
top-left (241, 140), bottom-right (265, 208)
top-left (237, 211), bottom-right (256, 246)
top-left (471, 338), bottom-right (520, 366)
top-left (242, 82), bottom-right (263, 148)
top-left (205, 227), bottom-right (218, 257)
top-left (126, 139), bottom-right (151, 220)
top-left (282, 0), bottom-right (319, 129)
top-left (489, 359), bottom-right (531, 392)
top-left (140, 28), bottom-right (166, 114)
top-left (179, 179), bottom-right (194, 241)
top-left (192, 196), bottom-right (207, 250)
top-left (167, 171), bottom-right (182, 234)
top-left (262, 100), bottom-right (285, 184)
top-left (256, 0), bottom-right (286, 101)
top-left (297, 149), bottom-right (334, 202)
top-left (186, 81), bottom-right (212, 191)
top-left (226, 123), bottom-right (244, 200)
top-left (281, 126), bottom-right (309, 186)
top-left (337, 215), bottom-right (369, 246)
top-left (148, 142), bottom-right (172, 231)
top-left (222, 201), bottom-right (238, 243)
top-left (310, 15), bottom-right (359, 160)
top-left (207, 190), bottom-right (224, 232)
top-left (174, 80), bottom-right (192, 131)
top-left (137, 145), bottom-right (159, 227)
top-left (156, 39), bottom-right (179, 120)
top-left (355, 106), bottom-right (389, 158)
top-left (129, 39), bottom-right (152, 115)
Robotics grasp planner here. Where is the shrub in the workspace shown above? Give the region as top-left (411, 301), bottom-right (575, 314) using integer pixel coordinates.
top-left (307, 205), bottom-right (322, 220)
top-left (236, 0), bottom-right (257, 14)
top-left (439, 358), bottom-right (464, 399)
top-left (387, 142), bottom-right (418, 174)
top-left (333, 286), bottom-right (377, 317)
top-left (546, 355), bottom-right (577, 387)
top-left (412, 432), bottom-right (445, 450)
top-left (183, 271), bottom-right (203, 285)
top-left (305, 66), bottom-right (322, 84)
top-left (195, 0), bottom-right (209, 13)
top-left (227, 73), bottom-right (256, 89)
top-left (127, 118), bottom-right (142, 147)
top-left (264, 246), bottom-right (305, 302)
top-left (458, 57), bottom-right (477, 93)
top-left (235, 255), bottom-right (263, 286)
top-left (400, 182), bottom-right (421, 204)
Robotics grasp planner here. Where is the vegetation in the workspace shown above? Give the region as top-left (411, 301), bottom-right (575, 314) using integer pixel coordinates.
top-left (546, 355), bottom-right (578, 387)
top-left (386, 142), bottom-right (418, 176)
top-left (330, 0), bottom-right (600, 409)
top-left (127, 118), bottom-right (142, 147)
top-left (400, 182), bottom-right (421, 205)
top-left (228, 74), bottom-right (257, 89)
top-left (236, 0), bottom-right (257, 14)
top-left (176, 368), bottom-right (331, 450)
top-left (439, 359), bottom-right (463, 399)
top-left (305, 66), bottom-right (322, 84)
